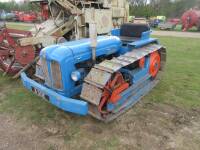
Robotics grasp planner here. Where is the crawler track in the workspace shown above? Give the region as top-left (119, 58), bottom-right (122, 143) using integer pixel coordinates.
top-left (81, 44), bottom-right (166, 122)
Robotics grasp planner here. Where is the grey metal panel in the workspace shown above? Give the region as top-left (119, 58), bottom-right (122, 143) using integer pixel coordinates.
top-left (94, 65), bottom-right (114, 73)
top-left (110, 58), bottom-right (130, 66)
top-left (84, 68), bottom-right (112, 87)
top-left (117, 55), bottom-right (138, 63)
top-left (98, 60), bottom-right (123, 72)
top-left (81, 83), bottom-right (103, 106)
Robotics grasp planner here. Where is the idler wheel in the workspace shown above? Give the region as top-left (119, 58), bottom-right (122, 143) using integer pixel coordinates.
top-left (149, 51), bottom-right (161, 78)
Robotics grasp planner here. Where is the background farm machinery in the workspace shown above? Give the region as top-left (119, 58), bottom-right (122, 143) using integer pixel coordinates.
top-left (0, 10), bottom-right (41, 23)
top-left (0, 10), bottom-right (16, 21)
top-left (0, 0), bottom-right (129, 77)
top-left (148, 8), bottom-right (200, 31)
top-left (14, 11), bottom-right (38, 23)
top-left (149, 16), bottom-right (166, 28)
top-left (181, 8), bottom-right (200, 31)
top-left (158, 18), bottom-right (180, 30)
top-left (0, 0), bottom-right (49, 22)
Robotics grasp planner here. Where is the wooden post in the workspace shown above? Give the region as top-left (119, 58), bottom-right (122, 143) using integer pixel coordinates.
top-left (89, 8), bottom-right (97, 63)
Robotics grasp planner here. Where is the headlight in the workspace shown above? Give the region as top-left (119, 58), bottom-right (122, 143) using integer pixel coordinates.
top-left (71, 71), bottom-right (81, 82)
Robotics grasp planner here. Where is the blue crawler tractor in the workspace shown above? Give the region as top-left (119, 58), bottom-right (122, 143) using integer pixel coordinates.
top-left (21, 24), bottom-right (166, 122)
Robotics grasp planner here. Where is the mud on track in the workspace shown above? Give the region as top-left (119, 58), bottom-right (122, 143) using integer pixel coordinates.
top-left (0, 101), bottom-right (200, 150)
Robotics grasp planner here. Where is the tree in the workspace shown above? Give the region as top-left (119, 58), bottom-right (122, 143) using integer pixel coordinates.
top-left (129, 0), bottom-right (200, 17)
top-left (0, 1), bottom-right (38, 12)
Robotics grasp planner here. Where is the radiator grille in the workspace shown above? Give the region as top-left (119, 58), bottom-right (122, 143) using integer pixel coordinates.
top-left (41, 58), bottom-right (51, 86)
top-left (50, 61), bottom-right (63, 89)
top-left (40, 58), bottom-right (63, 90)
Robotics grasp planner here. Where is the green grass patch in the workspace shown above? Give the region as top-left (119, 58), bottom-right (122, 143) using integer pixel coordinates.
top-left (5, 22), bottom-right (34, 31)
top-left (174, 24), bottom-right (198, 32)
top-left (0, 74), bottom-right (61, 124)
top-left (0, 36), bottom-right (200, 125)
top-left (147, 36), bottom-right (200, 108)
top-left (154, 24), bottom-right (198, 32)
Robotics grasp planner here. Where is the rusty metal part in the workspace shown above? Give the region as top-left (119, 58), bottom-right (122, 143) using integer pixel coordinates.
top-left (12, 56), bottom-right (40, 79)
top-left (98, 72), bottom-right (129, 114)
top-left (139, 57), bottom-right (145, 68)
top-left (0, 28), bottom-right (35, 75)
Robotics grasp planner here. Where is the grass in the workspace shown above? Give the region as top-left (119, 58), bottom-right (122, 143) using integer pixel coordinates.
top-left (0, 77), bottom-right (59, 124)
top-left (5, 22), bottom-right (34, 31)
top-left (0, 36), bottom-right (200, 149)
top-left (154, 24), bottom-right (198, 32)
top-left (174, 24), bottom-right (198, 32)
top-left (148, 36), bottom-right (200, 108)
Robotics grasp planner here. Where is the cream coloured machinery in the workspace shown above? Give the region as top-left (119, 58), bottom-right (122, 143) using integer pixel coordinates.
top-left (0, 0), bottom-right (129, 77)
top-left (47, 0), bottom-right (129, 40)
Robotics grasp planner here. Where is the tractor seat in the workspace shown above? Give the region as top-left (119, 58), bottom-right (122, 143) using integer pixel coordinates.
top-left (119, 23), bottom-right (150, 42)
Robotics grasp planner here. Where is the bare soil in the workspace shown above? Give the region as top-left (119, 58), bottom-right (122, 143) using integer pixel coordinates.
top-left (0, 101), bottom-right (200, 150)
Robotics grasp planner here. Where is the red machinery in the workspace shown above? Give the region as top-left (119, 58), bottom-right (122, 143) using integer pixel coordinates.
top-left (181, 9), bottom-right (200, 31)
top-left (40, 1), bottom-right (49, 20)
top-left (29, 0), bottom-right (49, 21)
top-left (0, 28), bottom-right (39, 75)
top-left (168, 18), bottom-right (180, 25)
top-left (0, 0), bottom-right (50, 76)
top-left (21, 12), bottom-right (38, 23)
top-left (16, 11), bottom-right (38, 23)
top-left (13, 11), bottom-right (23, 21)
top-left (13, 0), bottom-right (49, 22)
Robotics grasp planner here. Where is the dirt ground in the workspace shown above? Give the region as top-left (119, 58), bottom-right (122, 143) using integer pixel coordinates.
top-left (0, 101), bottom-right (200, 150)
top-left (152, 30), bottom-right (200, 38)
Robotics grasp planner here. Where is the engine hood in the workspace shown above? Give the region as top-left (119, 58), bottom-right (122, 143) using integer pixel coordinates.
top-left (40, 36), bottom-right (121, 63)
